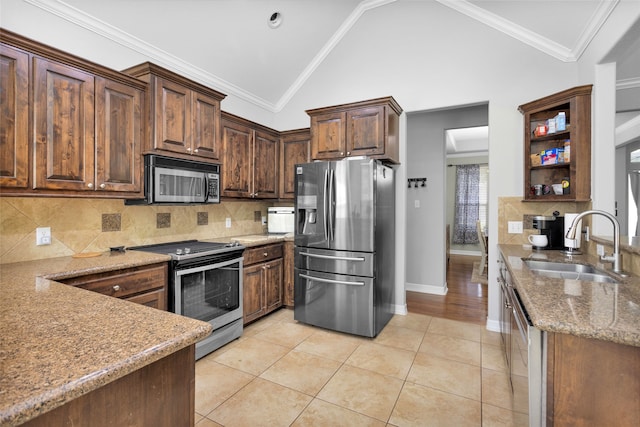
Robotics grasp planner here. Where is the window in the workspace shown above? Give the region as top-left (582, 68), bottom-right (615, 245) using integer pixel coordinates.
top-left (452, 164), bottom-right (488, 244)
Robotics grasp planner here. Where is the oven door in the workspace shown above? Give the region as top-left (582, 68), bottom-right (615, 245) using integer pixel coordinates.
top-left (174, 257), bottom-right (243, 330)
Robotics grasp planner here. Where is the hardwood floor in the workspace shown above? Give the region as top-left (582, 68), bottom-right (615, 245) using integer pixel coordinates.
top-left (406, 254), bottom-right (487, 325)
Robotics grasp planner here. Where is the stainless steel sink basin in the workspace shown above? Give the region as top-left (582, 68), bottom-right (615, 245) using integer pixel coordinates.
top-left (523, 259), bottom-right (619, 284)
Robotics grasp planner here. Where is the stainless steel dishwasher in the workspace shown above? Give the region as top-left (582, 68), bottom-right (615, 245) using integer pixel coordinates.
top-left (500, 254), bottom-right (546, 426)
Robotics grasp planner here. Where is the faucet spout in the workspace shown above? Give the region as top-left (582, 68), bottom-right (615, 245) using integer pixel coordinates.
top-left (565, 209), bottom-right (622, 274)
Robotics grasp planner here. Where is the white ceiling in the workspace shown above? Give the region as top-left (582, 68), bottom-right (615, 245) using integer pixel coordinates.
top-left (29, 0), bottom-right (638, 114)
top-left (446, 126), bottom-right (489, 156)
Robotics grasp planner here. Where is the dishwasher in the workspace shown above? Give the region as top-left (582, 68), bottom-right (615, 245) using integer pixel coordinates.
top-left (500, 254), bottom-right (546, 426)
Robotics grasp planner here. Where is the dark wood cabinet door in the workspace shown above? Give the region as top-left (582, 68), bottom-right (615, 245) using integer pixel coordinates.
top-left (253, 130), bottom-right (279, 199)
top-left (153, 77), bottom-right (191, 154)
top-left (311, 111), bottom-right (346, 160)
top-left (265, 258), bottom-right (283, 312)
top-left (221, 118), bottom-right (252, 197)
top-left (191, 91), bottom-right (221, 160)
top-left (283, 241), bottom-right (294, 307)
top-left (243, 263), bottom-right (265, 324)
top-left (95, 77), bottom-right (142, 193)
top-left (0, 43), bottom-right (29, 188)
top-left (347, 105), bottom-right (385, 157)
top-left (280, 129), bottom-right (310, 199)
top-left (33, 57), bottom-right (95, 190)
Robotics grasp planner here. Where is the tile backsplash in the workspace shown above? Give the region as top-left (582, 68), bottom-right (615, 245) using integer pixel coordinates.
top-left (497, 196), bottom-right (592, 245)
top-left (0, 197), bottom-right (272, 264)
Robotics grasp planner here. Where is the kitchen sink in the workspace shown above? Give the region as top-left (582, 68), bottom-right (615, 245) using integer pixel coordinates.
top-left (522, 259), bottom-right (619, 284)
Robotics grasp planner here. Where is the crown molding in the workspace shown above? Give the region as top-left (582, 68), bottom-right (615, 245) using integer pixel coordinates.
top-left (435, 0), bottom-right (618, 62)
top-left (618, 77), bottom-right (640, 90)
top-left (274, 0), bottom-right (397, 111)
top-left (25, 0), bottom-right (276, 111)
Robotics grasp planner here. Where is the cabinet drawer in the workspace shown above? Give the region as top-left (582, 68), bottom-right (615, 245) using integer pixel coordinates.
top-left (126, 288), bottom-right (167, 311)
top-left (244, 243), bottom-right (283, 266)
top-left (61, 263), bottom-right (168, 300)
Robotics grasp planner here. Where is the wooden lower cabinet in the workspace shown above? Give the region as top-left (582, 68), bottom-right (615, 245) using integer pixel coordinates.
top-left (243, 243), bottom-right (284, 324)
top-left (23, 345), bottom-right (196, 427)
top-left (546, 333), bottom-right (640, 426)
top-left (283, 241), bottom-right (295, 307)
top-left (59, 263), bottom-right (168, 310)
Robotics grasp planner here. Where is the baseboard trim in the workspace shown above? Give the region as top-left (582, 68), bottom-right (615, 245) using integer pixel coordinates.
top-left (393, 303), bottom-right (408, 315)
top-left (406, 282), bottom-right (448, 295)
top-left (486, 318), bottom-right (501, 333)
top-left (450, 249), bottom-right (482, 256)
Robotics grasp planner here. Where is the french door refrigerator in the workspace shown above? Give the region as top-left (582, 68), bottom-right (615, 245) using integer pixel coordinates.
top-left (294, 157), bottom-right (395, 337)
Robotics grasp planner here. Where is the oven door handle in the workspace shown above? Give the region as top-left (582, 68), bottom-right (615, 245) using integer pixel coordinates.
top-left (299, 273), bottom-right (365, 287)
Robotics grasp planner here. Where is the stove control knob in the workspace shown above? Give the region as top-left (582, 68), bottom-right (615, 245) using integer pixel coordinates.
top-left (176, 248), bottom-right (183, 255)
top-left (184, 248), bottom-right (191, 254)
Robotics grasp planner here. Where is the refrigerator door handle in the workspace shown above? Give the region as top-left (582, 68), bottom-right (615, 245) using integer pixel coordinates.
top-left (323, 169), bottom-right (329, 241)
top-left (299, 273), bottom-right (365, 287)
top-left (301, 252), bottom-right (366, 262)
top-left (328, 168), bottom-right (335, 241)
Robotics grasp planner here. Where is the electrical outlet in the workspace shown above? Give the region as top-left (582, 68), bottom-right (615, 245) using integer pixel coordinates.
top-left (262, 216), bottom-right (267, 225)
top-left (507, 221), bottom-right (523, 234)
top-left (36, 227), bottom-right (51, 246)
top-left (414, 200), bottom-right (420, 208)
top-left (225, 218), bottom-right (231, 228)
top-left (596, 244), bottom-right (605, 256)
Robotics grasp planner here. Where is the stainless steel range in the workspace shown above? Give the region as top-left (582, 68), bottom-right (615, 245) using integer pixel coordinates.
top-left (129, 240), bottom-right (245, 359)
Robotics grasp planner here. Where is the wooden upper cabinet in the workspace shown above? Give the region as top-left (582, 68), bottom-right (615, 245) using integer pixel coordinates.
top-left (95, 77), bottom-right (143, 192)
top-left (122, 62), bottom-right (225, 162)
top-left (519, 85), bottom-right (592, 202)
top-left (279, 128), bottom-right (310, 199)
top-left (221, 112), bottom-right (279, 199)
top-left (307, 97), bottom-right (402, 164)
top-left (221, 117), bottom-right (252, 196)
top-left (253, 130), bottom-right (279, 199)
top-left (310, 111), bottom-right (346, 160)
top-left (1, 30), bottom-right (146, 197)
top-left (0, 43), bottom-right (29, 188)
top-left (33, 57), bottom-right (96, 191)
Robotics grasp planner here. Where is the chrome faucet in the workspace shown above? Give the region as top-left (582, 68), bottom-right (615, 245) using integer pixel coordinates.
top-left (565, 209), bottom-right (623, 274)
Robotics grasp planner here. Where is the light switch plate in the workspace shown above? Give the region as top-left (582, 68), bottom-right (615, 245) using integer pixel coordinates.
top-left (507, 221), bottom-right (523, 234)
top-left (225, 218), bottom-right (231, 228)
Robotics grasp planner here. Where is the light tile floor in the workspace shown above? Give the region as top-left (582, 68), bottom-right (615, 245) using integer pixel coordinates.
top-left (194, 309), bottom-right (529, 427)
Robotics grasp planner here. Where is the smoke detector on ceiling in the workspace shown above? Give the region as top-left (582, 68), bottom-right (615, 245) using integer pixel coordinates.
top-left (268, 12), bottom-right (283, 29)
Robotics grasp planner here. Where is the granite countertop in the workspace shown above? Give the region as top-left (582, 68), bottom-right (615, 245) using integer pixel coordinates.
top-left (499, 244), bottom-right (640, 347)
top-left (0, 251), bottom-right (213, 426)
top-left (209, 232), bottom-right (294, 247)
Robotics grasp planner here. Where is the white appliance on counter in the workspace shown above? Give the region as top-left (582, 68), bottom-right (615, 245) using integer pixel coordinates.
top-left (268, 207), bottom-right (294, 233)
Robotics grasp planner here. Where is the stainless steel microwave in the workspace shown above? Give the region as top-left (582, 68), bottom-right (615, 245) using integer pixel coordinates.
top-left (127, 155), bottom-right (220, 205)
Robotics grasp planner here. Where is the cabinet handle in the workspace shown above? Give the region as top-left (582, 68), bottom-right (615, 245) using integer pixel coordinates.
top-left (87, 183), bottom-right (93, 189)
top-left (99, 183), bottom-right (106, 189)
top-left (113, 285), bottom-right (121, 292)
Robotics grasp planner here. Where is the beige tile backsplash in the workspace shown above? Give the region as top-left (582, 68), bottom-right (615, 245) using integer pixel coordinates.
top-left (497, 197), bottom-right (592, 246)
top-left (0, 197), bottom-right (272, 264)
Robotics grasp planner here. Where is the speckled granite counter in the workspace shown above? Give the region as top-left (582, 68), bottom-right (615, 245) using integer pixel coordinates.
top-left (213, 232), bottom-right (293, 247)
top-left (499, 245), bottom-right (640, 347)
top-left (0, 251), bottom-right (213, 426)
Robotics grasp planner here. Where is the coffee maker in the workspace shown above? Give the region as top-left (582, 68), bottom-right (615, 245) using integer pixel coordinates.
top-left (531, 214), bottom-right (565, 250)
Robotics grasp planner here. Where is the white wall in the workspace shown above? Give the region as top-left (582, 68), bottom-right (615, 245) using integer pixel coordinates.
top-left (3, 0), bottom-right (640, 329)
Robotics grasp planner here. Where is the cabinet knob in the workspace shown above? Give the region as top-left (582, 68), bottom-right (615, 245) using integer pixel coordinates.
top-left (87, 183), bottom-right (93, 189)
top-left (340, 152), bottom-right (344, 156)
top-left (263, 252), bottom-right (268, 257)
top-left (347, 151), bottom-right (351, 155)
top-left (99, 183), bottom-right (106, 189)
top-left (187, 147), bottom-right (192, 152)
top-left (113, 285), bottom-right (121, 292)
top-left (194, 149), bottom-right (198, 153)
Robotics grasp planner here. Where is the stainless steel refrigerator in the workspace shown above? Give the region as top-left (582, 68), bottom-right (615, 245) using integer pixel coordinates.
top-left (294, 157), bottom-right (395, 337)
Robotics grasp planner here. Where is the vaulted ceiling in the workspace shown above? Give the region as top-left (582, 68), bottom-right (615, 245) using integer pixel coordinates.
top-left (27, 0), bottom-right (639, 114)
